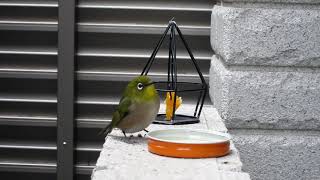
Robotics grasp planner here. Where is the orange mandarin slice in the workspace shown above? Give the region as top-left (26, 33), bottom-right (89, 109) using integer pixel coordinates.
top-left (165, 92), bottom-right (182, 120)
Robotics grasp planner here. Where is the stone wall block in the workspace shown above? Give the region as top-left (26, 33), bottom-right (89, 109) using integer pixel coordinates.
top-left (211, 5), bottom-right (320, 67)
top-left (230, 129), bottom-right (320, 180)
top-left (209, 55), bottom-right (320, 130)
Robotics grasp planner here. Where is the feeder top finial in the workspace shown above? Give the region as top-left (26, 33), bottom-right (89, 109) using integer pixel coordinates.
top-left (169, 17), bottom-right (176, 25)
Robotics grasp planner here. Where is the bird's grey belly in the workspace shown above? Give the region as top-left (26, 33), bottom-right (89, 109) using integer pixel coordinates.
top-left (116, 100), bottom-right (160, 133)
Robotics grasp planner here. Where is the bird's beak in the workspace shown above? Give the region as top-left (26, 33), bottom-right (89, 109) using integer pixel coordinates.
top-left (145, 82), bottom-right (155, 87)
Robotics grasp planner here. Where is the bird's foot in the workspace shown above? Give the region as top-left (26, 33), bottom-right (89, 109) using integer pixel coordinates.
top-left (122, 130), bottom-right (127, 137)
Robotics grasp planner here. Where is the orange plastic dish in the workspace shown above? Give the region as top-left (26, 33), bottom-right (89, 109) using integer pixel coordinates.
top-left (147, 129), bottom-right (230, 158)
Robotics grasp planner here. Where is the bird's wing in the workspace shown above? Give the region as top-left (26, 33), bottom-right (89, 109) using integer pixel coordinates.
top-left (111, 97), bottom-right (134, 127)
top-left (99, 97), bottom-right (135, 135)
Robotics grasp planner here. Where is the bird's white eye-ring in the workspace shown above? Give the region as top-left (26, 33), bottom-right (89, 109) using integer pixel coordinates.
top-left (137, 83), bottom-right (144, 90)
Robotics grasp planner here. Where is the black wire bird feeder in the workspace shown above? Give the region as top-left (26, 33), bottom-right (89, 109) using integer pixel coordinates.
top-left (141, 20), bottom-right (208, 125)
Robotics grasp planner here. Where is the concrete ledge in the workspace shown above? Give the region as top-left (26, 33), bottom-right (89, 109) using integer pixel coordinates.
top-left (230, 129), bottom-right (320, 180)
top-left (91, 106), bottom-right (250, 180)
top-left (209, 55), bottom-right (320, 130)
top-left (211, 5), bottom-right (320, 67)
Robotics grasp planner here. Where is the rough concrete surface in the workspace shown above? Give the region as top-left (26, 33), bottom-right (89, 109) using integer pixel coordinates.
top-left (91, 106), bottom-right (250, 180)
top-left (211, 5), bottom-right (320, 67)
top-left (209, 56), bottom-right (320, 130)
top-left (230, 129), bottom-right (320, 180)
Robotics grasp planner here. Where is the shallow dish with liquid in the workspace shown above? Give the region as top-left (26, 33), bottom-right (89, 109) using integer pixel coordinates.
top-left (147, 129), bottom-right (230, 158)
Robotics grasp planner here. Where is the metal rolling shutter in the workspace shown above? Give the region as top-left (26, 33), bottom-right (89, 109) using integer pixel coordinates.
top-left (0, 0), bottom-right (214, 179)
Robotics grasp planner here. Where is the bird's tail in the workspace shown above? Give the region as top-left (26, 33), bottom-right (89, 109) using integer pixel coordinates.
top-left (98, 123), bottom-right (113, 136)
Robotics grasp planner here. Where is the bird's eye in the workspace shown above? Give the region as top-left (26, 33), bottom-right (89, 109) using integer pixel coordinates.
top-left (137, 83), bottom-right (144, 90)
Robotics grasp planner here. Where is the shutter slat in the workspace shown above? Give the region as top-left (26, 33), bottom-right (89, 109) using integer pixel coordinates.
top-left (78, 9), bottom-right (210, 27)
top-left (0, 0), bottom-right (57, 7)
top-left (78, 0), bottom-right (212, 12)
top-left (78, 23), bottom-right (209, 36)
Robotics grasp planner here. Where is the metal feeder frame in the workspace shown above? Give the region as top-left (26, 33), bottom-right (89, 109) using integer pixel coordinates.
top-left (141, 20), bottom-right (208, 125)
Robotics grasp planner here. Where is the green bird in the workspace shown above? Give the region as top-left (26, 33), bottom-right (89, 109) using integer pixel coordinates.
top-left (100, 76), bottom-right (160, 137)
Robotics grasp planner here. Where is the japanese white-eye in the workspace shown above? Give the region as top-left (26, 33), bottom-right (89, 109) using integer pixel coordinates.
top-left (100, 76), bottom-right (160, 137)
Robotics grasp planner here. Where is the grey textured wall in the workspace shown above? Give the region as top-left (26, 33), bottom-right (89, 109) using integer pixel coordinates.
top-left (209, 0), bottom-right (320, 179)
